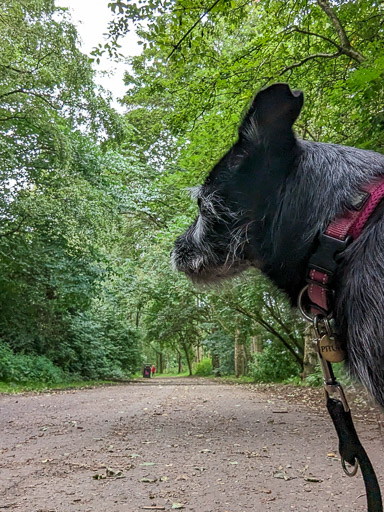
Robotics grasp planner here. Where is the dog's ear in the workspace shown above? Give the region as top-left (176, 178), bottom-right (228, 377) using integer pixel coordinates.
top-left (240, 83), bottom-right (303, 140)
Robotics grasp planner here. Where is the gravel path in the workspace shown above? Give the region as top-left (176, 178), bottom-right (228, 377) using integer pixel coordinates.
top-left (1, 377), bottom-right (383, 511)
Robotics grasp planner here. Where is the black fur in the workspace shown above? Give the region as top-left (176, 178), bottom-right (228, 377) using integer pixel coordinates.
top-left (172, 83), bottom-right (384, 406)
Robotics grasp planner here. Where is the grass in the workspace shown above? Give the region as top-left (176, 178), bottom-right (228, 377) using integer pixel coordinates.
top-left (208, 375), bottom-right (255, 384)
top-left (155, 370), bottom-right (190, 378)
top-left (0, 370), bottom-right (193, 393)
top-left (0, 379), bottom-right (127, 394)
top-left (0, 370), bottom-right (327, 394)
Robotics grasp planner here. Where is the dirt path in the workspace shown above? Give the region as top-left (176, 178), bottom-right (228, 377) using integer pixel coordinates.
top-left (1, 378), bottom-right (384, 512)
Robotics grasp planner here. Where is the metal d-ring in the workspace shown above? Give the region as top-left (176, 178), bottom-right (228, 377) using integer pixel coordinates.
top-left (297, 285), bottom-right (333, 323)
top-left (342, 457), bottom-right (359, 477)
top-left (298, 285), bottom-right (314, 322)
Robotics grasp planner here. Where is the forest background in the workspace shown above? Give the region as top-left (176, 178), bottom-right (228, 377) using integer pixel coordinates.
top-left (0, 0), bottom-right (383, 389)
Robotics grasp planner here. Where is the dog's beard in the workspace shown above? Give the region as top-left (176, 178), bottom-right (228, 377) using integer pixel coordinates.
top-left (171, 217), bottom-right (258, 283)
top-left (171, 252), bottom-right (253, 284)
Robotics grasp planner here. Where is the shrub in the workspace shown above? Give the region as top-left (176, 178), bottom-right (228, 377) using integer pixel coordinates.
top-left (0, 341), bottom-right (66, 383)
top-left (201, 331), bottom-right (234, 375)
top-left (250, 341), bottom-right (300, 383)
top-left (194, 358), bottom-right (213, 376)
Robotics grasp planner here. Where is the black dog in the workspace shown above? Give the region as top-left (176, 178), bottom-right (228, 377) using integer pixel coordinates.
top-left (172, 83), bottom-right (384, 407)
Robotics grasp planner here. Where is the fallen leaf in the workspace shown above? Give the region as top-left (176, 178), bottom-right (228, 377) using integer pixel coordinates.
top-left (106, 467), bottom-right (124, 478)
top-left (172, 504), bottom-right (184, 509)
top-left (273, 472), bottom-right (291, 481)
top-left (141, 477), bottom-right (158, 483)
top-left (304, 476), bottom-right (323, 483)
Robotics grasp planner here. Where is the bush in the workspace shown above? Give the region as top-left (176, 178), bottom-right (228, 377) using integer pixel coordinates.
top-left (0, 341), bottom-right (66, 383)
top-left (194, 358), bottom-right (213, 376)
top-left (201, 331), bottom-right (234, 375)
top-left (250, 341), bottom-right (300, 383)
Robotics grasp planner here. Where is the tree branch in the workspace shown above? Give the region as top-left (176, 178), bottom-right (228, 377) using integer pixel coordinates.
top-left (286, 26), bottom-right (341, 49)
top-left (0, 88), bottom-right (58, 109)
top-left (167, 0), bottom-right (222, 60)
top-left (0, 216), bottom-right (27, 238)
top-left (262, 300), bottom-right (304, 355)
top-left (232, 303), bottom-right (303, 367)
top-left (317, 0), bottom-right (365, 63)
top-left (279, 51), bottom-right (342, 75)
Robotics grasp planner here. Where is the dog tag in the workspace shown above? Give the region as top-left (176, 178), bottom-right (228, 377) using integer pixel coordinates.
top-left (319, 335), bottom-right (346, 363)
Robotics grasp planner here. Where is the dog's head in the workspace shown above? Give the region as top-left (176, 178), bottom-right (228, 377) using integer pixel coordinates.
top-left (171, 83), bottom-right (304, 283)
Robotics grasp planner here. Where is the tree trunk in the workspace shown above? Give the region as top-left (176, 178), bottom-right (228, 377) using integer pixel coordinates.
top-left (181, 341), bottom-right (193, 376)
top-left (212, 353), bottom-right (220, 376)
top-left (195, 339), bottom-right (202, 362)
top-left (250, 335), bottom-right (263, 354)
top-left (177, 351), bottom-right (183, 374)
top-left (302, 330), bottom-right (318, 379)
top-left (159, 352), bottom-right (164, 374)
top-left (154, 349), bottom-right (164, 374)
top-left (234, 329), bottom-right (246, 378)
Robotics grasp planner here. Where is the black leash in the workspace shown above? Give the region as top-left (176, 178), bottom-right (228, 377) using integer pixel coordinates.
top-left (295, 180), bottom-right (384, 510)
top-left (327, 397), bottom-right (382, 512)
top-left (298, 294), bottom-right (383, 512)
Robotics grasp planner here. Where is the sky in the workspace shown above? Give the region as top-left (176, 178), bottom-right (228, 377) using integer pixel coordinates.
top-left (58, 0), bottom-right (142, 111)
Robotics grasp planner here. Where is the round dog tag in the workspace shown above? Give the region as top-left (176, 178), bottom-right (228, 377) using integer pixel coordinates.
top-left (319, 335), bottom-right (346, 363)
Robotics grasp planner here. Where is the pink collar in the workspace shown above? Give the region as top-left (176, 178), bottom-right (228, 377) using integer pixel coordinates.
top-left (306, 178), bottom-right (384, 315)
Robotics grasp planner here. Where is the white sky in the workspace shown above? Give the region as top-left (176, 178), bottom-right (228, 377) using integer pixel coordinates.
top-left (58, 0), bottom-right (142, 111)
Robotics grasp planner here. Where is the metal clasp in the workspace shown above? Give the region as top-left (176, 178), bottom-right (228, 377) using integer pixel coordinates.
top-left (312, 315), bottom-right (350, 413)
top-left (323, 382), bottom-right (350, 413)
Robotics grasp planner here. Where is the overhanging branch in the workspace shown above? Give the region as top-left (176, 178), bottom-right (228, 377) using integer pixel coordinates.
top-left (317, 0), bottom-right (365, 63)
top-left (280, 51), bottom-right (342, 75)
top-left (167, 0), bottom-right (222, 60)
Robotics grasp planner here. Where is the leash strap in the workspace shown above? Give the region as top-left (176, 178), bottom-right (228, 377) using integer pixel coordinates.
top-left (327, 397), bottom-right (383, 512)
top-left (298, 177), bottom-right (384, 512)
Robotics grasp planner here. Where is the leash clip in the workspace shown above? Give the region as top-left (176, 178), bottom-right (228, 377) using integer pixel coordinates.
top-left (313, 315), bottom-right (350, 413)
top-left (323, 382), bottom-right (350, 413)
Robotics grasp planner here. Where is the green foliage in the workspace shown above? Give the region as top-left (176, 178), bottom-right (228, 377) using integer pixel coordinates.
top-left (202, 331), bottom-right (234, 375)
top-left (103, 0), bottom-right (384, 385)
top-left (194, 358), bottom-right (213, 376)
top-left (0, 0), bottom-right (140, 383)
top-left (303, 370), bottom-right (323, 388)
top-left (2, 0), bottom-right (382, 387)
top-left (0, 341), bottom-right (66, 384)
top-left (250, 342), bottom-right (301, 383)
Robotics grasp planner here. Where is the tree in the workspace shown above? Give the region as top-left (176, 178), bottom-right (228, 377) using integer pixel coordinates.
top-left (0, 0), bottom-right (139, 381)
top-left (100, 0), bottom-right (383, 380)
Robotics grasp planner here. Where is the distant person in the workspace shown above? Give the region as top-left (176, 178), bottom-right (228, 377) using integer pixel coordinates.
top-left (151, 365), bottom-right (156, 377)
